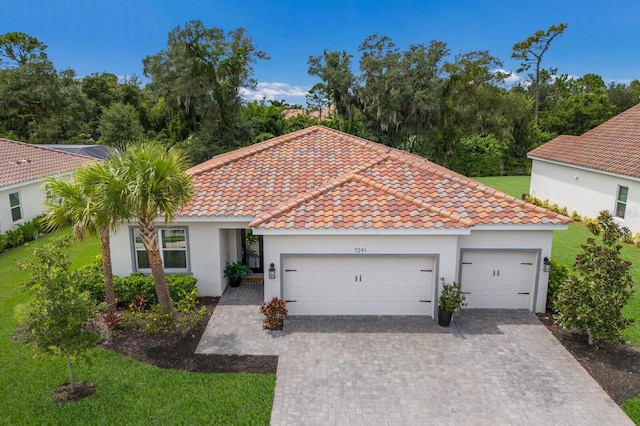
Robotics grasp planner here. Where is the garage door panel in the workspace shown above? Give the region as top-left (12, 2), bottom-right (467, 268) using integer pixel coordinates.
top-left (460, 251), bottom-right (537, 310)
top-left (284, 255), bottom-right (434, 316)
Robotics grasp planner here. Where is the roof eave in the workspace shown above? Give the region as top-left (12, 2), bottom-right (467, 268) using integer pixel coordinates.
top-left (530, 156), bottom-right (640, 182)
top-left (251, 227), bottom-right (472, 236)
top-left (471, 223), bottom-right (570, 231)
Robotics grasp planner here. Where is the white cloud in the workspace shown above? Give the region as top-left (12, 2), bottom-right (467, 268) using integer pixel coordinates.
top-left (494, 69), bottom-right (524, 85)
top-left (240, 82), bottom-right (309, 101)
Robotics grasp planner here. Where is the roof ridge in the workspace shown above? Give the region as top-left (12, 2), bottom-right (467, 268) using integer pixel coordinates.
top-left (187, 127), bottom-right (321, 175)
top-left (248, 155), bottom-right (390, 228)
top-left (351, 173), bottom-right (474, 226)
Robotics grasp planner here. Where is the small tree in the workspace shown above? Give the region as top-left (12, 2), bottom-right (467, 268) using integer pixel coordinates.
top-left (554, 211), bottom-right (633, 345)
top-left (16, 236), bottom-right (101, 396)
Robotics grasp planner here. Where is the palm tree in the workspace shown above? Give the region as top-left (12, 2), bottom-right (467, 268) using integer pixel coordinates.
top-left (43, 162), bottom-right (128, 313)
top-left (112, 142), bottom-right (193, 315)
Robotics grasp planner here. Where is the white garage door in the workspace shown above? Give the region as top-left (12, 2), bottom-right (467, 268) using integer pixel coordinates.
top-left (459, 251), bottom-right (538, 310)
top-left (283, 255), bottom-right (435, 316)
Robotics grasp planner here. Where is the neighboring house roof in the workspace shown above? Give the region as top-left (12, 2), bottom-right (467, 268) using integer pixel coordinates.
top-left (39, 144), bottom-right (113, 160)
top-left (283, 105), bottom-right (336, 120)
top-left (182, 126), bottom-right (569, 230)
top-left (528, 103), bottom-right (640, 178)
top-left (0, 138), bottom-right (94, 188)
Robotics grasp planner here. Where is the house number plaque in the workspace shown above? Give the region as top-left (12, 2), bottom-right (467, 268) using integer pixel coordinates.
top-left (354, 248), bottom-right (367, 253)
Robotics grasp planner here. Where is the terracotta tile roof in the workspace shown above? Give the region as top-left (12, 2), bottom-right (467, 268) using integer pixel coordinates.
top-left (528, 103), bottom-right (640, 178)
top-left (181, 126), bottom-right (569, 230)
top-left (0, 138), bottom-right (95, 187)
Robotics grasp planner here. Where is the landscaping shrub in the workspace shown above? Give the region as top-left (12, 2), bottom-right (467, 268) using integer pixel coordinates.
top-left (0, 214), bottom-right (49, 251)
top-left (5, 228), bottom-right (25, 247)
top-left (167, 274), bottom-right (198, 307)
top-left (546, 259), bottom-right (570, 312)
top-left (72, 257), bottom-right (107, 304)
top-left (115, 273), bottom-right (157, 307)
top-left (115, 273), bottom-right (198, 308)
top-left (260, 297), bottom-right (288, 330)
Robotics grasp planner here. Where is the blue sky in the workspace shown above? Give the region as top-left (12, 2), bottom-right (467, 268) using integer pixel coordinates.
top-left (4, 0), bottom-right (640, 105)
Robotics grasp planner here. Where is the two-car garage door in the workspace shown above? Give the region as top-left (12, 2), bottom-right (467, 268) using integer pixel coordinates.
top-left (283, 255), bottom-right (435, 316)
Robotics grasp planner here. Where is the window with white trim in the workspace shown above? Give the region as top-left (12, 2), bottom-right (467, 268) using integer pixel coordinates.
top-left (615, 186), bottom-right (629, 219)
top-left (9, 192), bottom-right (22, 222)
top-left (133, 227), bottom-right (189, 271)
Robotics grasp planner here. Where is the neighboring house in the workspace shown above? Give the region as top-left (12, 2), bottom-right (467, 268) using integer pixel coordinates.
top-left (110, 126), bottom-right (569, 316)
top-left (0, 138), bottom-right (94, 233)
top-left (528, 103), bottom-right (640, 233)
top-left (39, 144), bottom-right (112, 160)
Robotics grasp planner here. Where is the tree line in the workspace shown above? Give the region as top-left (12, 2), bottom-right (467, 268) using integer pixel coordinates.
top-left (1, 22), bottom-right (638, 174)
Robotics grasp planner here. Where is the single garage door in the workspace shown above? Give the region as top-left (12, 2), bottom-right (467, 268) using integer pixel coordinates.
top-left (459, 250), bottom-right (538, 310)
top-left (283, 255), bottom-right (435, 316)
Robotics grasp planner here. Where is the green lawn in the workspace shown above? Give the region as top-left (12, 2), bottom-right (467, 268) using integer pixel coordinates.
top-left (0, 229), bottom-right (275, 425)
top-left (477, 176), bottom-right (640, 421)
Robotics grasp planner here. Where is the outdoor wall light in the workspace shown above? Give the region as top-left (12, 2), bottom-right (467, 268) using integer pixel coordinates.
top-left (543, 257), bottom-right (551, 273)
top-left (268, 262), bottom-right (276, 279)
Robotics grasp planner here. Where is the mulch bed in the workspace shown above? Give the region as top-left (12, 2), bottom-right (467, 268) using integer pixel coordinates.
top-left (537, 311), bottom-right (640, 405)
top-left (100, 297), bottom-right (278, 375)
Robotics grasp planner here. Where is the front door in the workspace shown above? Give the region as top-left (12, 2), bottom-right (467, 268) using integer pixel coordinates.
top-left (241, 229), bottom-right (263, 273)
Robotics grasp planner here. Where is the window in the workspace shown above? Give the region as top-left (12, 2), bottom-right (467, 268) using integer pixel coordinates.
top-left (133, 228), bottom-right (188, 271)
top-left (615, 186), bottom-right (629, 219)
top-left (9, 192), bottom-right (22, 222)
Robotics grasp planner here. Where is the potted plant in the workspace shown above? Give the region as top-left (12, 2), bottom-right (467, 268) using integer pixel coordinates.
top-left (260, 297), bottom-right (288, 330)
top-left (438, 278), bottom-right (466, 327)
top-left (224, 261), bottom-right (252, 287)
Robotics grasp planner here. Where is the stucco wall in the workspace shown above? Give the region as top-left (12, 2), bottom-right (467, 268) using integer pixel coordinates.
top-left (111, 223), bottom-right (558, 312)
top-left (530, 159), bottom-right (640, 232)
top-left (0, 180), bottom-right (46, 233)
top-left (110, 221), bottom-right (250, 297)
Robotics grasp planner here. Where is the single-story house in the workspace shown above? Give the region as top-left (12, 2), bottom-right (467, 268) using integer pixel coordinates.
top-left (110, 126), bottom-right (570, 316)
top-left (528, 103), bottom-right (640, 233)
top-left (0, 138), bottom-right (94, 233)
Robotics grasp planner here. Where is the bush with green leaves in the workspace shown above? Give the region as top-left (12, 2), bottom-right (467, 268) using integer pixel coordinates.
top-left (554, 210), bottom-right (634, 345)
top-left (114, 273), bottom-right (157, 308)
top-left (0, 214), bottom-right (48, 251)
top-left (73, 256), bottom-right (106, 304)
top-left (15, 236), bottom-right (101, 394)
top-left (546, 259), bottom-right (570, 312)
top-left (115, 273), bottom-right (197, 308)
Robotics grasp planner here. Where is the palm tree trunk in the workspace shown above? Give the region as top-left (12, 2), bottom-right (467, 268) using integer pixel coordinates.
top-left (99, 226), bottom-right (117, 312)
top-left (138, 217), bottom-right (174, 315)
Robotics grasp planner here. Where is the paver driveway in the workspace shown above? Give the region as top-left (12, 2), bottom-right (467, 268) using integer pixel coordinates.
top-left (197, 285), bottom-right (632, 425)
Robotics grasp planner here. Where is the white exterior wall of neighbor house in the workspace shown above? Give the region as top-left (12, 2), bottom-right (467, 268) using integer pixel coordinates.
top-left (0, 180), bottom-right (46, 233)
top-left (458, 229), bottom-right (555, 313)
top-left (261, 233), bottom-right (461, 302)
top-left (530, 159), bottom-right (640, 233)
top-left (110, 221), bottom-right (250, 297)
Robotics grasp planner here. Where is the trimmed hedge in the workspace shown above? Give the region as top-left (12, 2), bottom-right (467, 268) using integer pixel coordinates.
top-left (73, 262), bottom-right (198, 309)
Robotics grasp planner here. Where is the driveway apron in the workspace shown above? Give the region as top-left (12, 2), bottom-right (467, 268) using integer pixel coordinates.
top-left (197, 286), bottom-right (632, 425)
